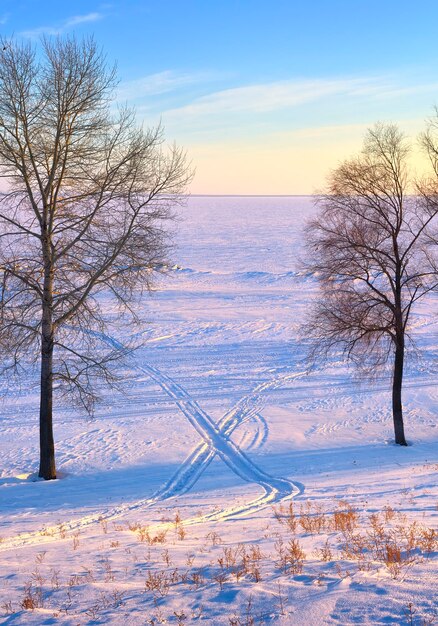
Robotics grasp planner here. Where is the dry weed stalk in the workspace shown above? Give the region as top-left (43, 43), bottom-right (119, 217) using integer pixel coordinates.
top-left (145, 570), bottom-right (171, 597)
top-left (20, 583), bottom-right (44, 611)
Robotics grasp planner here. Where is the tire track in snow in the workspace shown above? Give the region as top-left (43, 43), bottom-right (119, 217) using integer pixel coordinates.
top-left (151, 364), bottom-right (306, 510)
top-left (87, 329), bottom-right (304, 513)
top-left (0, 334), bottom-right (304, 550)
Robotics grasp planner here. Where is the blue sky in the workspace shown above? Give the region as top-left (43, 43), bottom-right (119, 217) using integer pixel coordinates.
top-left (2, 1), bottom-right (438, 193)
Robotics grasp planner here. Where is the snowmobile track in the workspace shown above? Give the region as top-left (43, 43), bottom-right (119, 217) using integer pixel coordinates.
top-left (0, 332), bottom-right (304, 551)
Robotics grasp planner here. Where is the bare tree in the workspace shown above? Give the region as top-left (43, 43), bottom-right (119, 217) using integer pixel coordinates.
top-left (304, 124), bottom-right (438, 446)
top-left (420, 108), bottom-right (438, 180)
top-left (0, 37), bottom-right (191, 479)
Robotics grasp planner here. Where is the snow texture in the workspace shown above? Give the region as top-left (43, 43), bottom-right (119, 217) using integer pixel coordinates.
top-left (0, 196), bottom-right (437, 624)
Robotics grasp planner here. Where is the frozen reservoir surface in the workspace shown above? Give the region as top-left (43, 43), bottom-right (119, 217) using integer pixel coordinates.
top-left (0, 196), bottom-right (437, 624)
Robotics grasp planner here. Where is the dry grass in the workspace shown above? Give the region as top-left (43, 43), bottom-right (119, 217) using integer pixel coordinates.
top-left (0, 499), bottom-right (436, 623)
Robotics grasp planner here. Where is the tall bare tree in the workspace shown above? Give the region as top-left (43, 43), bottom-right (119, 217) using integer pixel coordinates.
top-left (304, 124), bottom-right (438, 446)
top-left (0, 37), bottom-right (191, 479)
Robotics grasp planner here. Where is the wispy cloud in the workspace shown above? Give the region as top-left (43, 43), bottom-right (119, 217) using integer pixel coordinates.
top-left (117, 71), bottom-right (211, 101)
top-left (161, 75), bottom-right (438, 121)
top-left (64, 13), bottom-right (102, 28)
top-left (20, 12), bottom-right (103, 38)
top-left (0, 13), bottom-right (9, 25)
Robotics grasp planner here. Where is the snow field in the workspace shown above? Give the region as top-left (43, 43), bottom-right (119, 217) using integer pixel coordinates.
top-left (0, 196), bottom-right (437, 624)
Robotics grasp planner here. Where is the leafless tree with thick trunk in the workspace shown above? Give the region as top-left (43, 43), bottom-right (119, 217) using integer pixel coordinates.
top-left (304, 123), bottom-right (438, 446)
top-left (0, 37), bottom-right (191, 479)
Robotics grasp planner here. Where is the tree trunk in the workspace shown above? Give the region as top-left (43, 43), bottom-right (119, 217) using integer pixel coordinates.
top-left (38, 237), bottom-right (56, 479)
top-left (392, 338), bottom-right (407, 446)
top-left (38, 310), bottom-right (56, 479)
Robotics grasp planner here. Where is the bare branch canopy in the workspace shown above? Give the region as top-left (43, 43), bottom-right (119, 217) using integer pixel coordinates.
top-left (304, 123), bottom-right (438, 445)
top-left (0, 36), bottom-right (192, 479)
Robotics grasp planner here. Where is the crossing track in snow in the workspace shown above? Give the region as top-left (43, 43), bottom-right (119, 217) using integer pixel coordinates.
top-left (0, 331), bottom-right (305, 551)
top-left (154, 365), bottom-right (306, 504)
top-left (141, 361), bottom-right (304, 521)
top-left (87, 328), bottom-right (304, 512)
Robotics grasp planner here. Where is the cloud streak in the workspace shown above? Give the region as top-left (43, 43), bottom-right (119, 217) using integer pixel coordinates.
top-left (20, 12), bottom-right (103, 38)
top-left (161, 75), bottom-right (438, 121)
top-left (117, 71), bottom-right (213, 101)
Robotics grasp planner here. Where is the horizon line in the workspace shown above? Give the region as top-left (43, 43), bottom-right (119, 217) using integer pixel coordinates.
top-left (188, 193), bottom-right (315, 198)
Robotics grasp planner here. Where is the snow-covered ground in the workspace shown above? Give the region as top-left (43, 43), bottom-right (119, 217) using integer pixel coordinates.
top-left (0, 196), bottom-right (437, 625)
